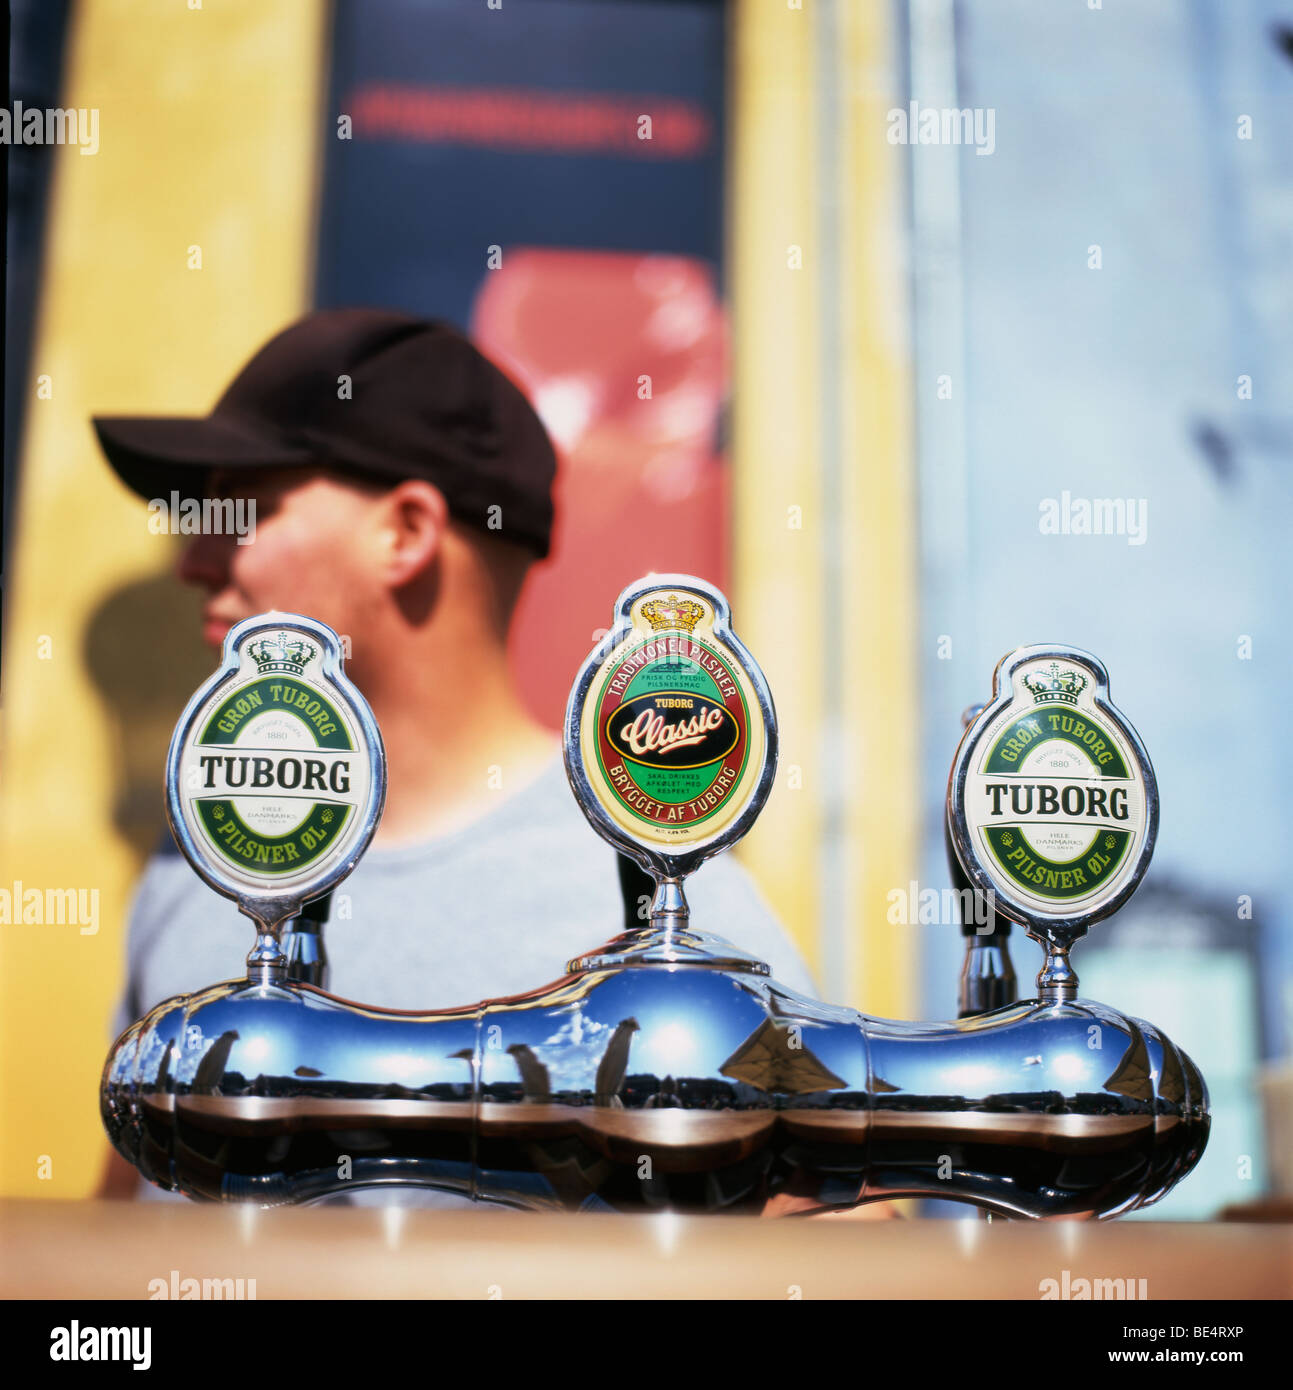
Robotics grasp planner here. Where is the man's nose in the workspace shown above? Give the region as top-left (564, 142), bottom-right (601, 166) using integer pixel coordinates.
top-left (176, 530), bottom-right (235, 590)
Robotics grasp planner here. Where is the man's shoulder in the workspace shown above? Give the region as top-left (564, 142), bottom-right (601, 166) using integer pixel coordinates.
top-left (385, 763), bottom-right (820, 996)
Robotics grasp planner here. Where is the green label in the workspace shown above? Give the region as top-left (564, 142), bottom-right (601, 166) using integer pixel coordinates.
top-left (195, 800), bottom-right (352, 875)
top-left (984, 825), bottom-right (1131, 899)
top-left (595, 638), bottom-right (750, 826)
top-left (985, 710), bottom-right (1128, 778)
top-left (200, 677), bottom-right (351, 749)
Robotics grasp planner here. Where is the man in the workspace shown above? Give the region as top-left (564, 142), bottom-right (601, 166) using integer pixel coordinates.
top-left (93, 308), bottom-right (818, 1202)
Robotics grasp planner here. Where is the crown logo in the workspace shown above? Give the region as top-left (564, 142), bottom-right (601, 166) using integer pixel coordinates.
top-left (1022, 663), bottom-right (1087, 706)
top-left (640, 596), bottom-right (706, 635)
top-left (247, 631), bottom-right (318, 676)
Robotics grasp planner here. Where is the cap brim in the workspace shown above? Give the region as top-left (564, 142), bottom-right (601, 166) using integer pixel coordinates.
top-left (92, 413), bottom-right (313, 501)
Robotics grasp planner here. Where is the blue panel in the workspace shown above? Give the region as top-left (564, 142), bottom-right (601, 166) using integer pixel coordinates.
top-left (314, 0), bottom-right (725, 327)
top-left (913, 0), bottom-right (1293, 1217)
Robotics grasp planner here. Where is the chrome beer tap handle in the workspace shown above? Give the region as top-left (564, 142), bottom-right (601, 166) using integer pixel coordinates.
top-left (282, 892), bottom-right (331, 989)
top-left (563, 575), bottom-right (779, 975)
top-left (949, 825), bottom-right (1017, 1017)
top-left (163, 613), bottom-right (385, 982)
top-left (947, 647), bottom-right (1159, 1004)
top-left (951, 701), bottom-right (1018, 1018)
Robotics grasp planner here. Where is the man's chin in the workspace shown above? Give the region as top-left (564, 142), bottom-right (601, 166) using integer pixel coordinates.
top-left (202, 620), bottom-right (233, 649)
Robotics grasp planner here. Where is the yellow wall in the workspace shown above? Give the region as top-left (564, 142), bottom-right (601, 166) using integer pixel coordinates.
top-left (731, 0), bottom-right (917, 1016)
top-left (835, 0), bottom-right (919, 1019)
top-left (0, 0), bottom-right (325, 1198)
top-left (729, 0), bottom-right (825, 986)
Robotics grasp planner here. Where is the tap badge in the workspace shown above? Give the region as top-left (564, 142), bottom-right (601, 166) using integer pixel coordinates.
top-left (167, 614), bottom-right (385, 912)
top-left (948, 646), bottom-right (1158, 935)
top-left (566, 576), bottom-right (775, 875)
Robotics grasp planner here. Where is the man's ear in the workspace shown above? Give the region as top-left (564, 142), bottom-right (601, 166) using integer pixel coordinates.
top-left (377, 479), bottom-right (449, 586)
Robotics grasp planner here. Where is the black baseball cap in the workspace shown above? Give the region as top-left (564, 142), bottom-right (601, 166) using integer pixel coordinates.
top-left (92, 308), bottom-right (557, 557)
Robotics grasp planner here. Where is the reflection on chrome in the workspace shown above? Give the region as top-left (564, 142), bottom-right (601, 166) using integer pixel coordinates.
top-left (101, 921), bottom-right (1208, 1217)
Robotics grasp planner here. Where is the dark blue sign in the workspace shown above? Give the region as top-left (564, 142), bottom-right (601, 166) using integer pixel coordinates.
top-left (315, 0), bottom-right (725, 326)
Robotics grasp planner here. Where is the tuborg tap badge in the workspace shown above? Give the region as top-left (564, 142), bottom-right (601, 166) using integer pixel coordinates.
top-left (948, 645), bottom-right (1158, 944)
top-left (166, 613), bottom-right (385, 924)
top-left (565, 575), bottom-right (775, 879)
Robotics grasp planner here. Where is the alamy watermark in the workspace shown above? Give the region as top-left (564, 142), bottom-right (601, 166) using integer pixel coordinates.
top-left (148, 1269), bottom-right (257, 1300)
top-left (887, 101), bottom-right (996, 156)
top-left (0, 881), bottom-right (98, 934)
top-left (887, 881), bottom-right (996, 931)
top-left (50, 1323), bottom-right (150, 1370)
top-left (1039, 491), bottom-right (1147, 545)
top-left (1039, 1269), bottom-right (1147, 1300)
top-left (148, 491), bottom-right (256, 545)
top-left (0, 102), bottom-right (99, 155)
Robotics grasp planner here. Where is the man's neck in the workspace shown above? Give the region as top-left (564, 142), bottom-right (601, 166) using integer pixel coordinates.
top-left (357, 632), bottom-right (559, 848)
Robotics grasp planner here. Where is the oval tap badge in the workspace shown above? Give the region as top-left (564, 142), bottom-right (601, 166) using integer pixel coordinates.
top-left (948, 645), bottom-right (1157, 940)
top-left (565, 576), bottom-right (775, 877)
top-left (166, 613), bottom-right (385, 916)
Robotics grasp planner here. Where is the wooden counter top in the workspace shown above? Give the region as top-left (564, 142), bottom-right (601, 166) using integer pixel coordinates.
top-left (2, 1199), bottom-right (1289, 1300)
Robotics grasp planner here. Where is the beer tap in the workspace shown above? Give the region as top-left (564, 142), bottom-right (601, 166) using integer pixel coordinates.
top-left (282, 893), bottom-right (332, 989)
top-left (946, 647), bottom-right (1161, 1008)
top-left (950, 702), bottom-right (1016, 1018)
top-left (102, 583), bottom-right (1208, 1217)
top-left (160, 612), bottom-right (384, 989)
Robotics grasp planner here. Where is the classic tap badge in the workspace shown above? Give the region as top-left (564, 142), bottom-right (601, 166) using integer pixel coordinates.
top-left (166, 613), bottom-right (385, 922)
top-left (948, 645), bottom-right (1158, 940)
top-left (565, 575), bottom-right (775, 877)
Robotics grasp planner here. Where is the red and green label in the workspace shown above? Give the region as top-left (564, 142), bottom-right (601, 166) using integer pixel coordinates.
top-left (594, 636), bottom-right (749, 828)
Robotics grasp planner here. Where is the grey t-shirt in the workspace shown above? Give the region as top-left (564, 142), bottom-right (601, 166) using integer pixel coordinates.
top-left (114, 754), bottom-right (817, 1205)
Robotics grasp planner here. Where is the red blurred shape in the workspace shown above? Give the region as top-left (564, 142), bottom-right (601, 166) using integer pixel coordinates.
top-left (472, 249), bottom-right (729, 730)
top-left (346, 84), bottom-right (713, 159)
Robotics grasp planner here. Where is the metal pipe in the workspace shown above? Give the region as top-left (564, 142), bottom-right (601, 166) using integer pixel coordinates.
top-left (101, 953), bottom-right (1207, 1216)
